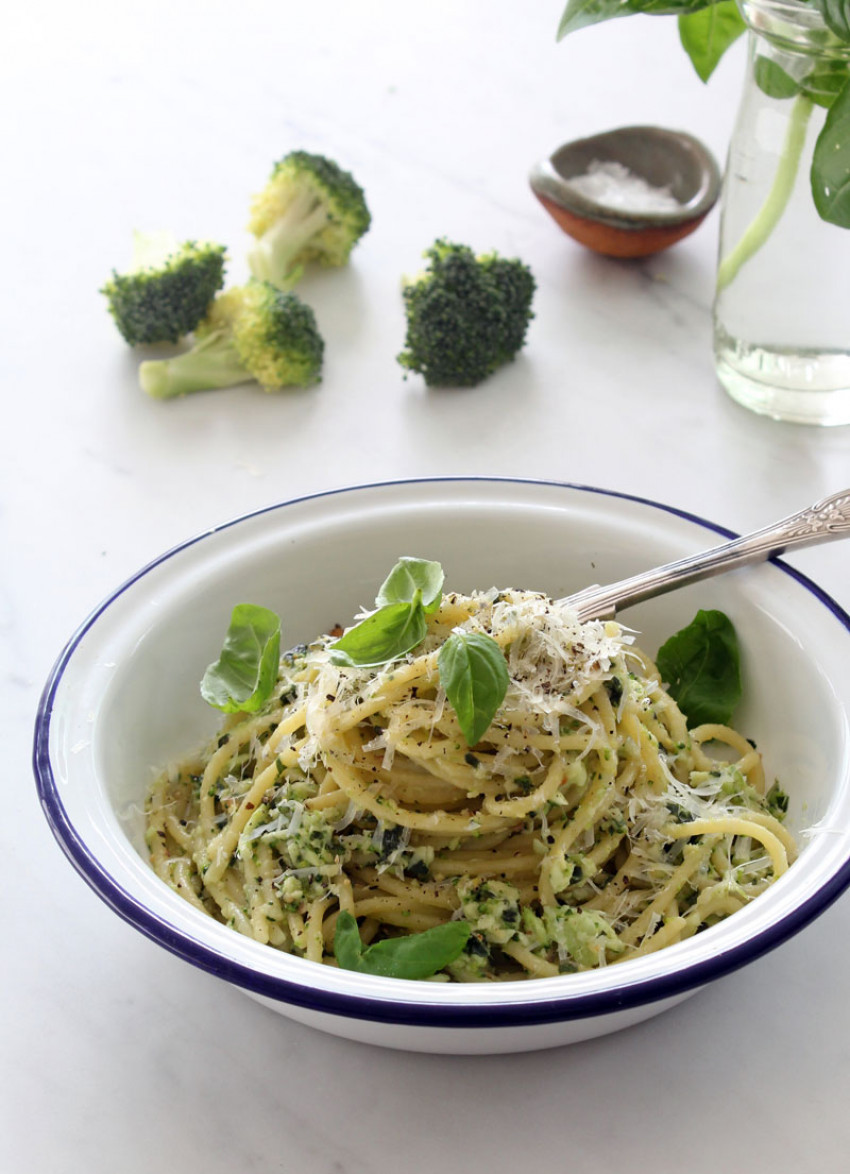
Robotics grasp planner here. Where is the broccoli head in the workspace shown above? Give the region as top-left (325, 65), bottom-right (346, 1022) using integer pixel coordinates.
top-left (247, 151), bottom-right (371, 288)
top-left (101, 230), bottom-right (227, 345)
top-left (138, 280), bottom-right (324, 399)
top-left (397, 239), bottom-right (536, 387)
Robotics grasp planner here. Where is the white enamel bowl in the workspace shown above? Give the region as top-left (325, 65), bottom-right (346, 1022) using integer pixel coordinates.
top-left (34, 479), bottom-right (850, 1053)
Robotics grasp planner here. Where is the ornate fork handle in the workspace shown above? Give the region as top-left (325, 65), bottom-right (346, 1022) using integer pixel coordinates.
top-left (564, 489), bottom-right (850, 622)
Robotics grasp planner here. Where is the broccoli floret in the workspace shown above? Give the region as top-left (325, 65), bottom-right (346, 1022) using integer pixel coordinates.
top-left (247, 151), bottom-right (371, 288)
top-left (138, 280), bottom-right (324, 399)
top-left (101, 230), bottom-right (227, 345)
top-left (397, 239), bottom-right (535, 387)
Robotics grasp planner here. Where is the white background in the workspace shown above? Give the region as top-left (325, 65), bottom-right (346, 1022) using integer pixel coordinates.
top-left (3, 1), bottom-right (850, 1170)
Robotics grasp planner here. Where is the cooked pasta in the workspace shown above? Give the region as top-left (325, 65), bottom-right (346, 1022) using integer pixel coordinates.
top-left (145, 588), bottom-right (794, 981)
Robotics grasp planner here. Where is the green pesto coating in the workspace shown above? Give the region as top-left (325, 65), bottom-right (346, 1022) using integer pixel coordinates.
top-left (397, 239), bottom-right (536, 387)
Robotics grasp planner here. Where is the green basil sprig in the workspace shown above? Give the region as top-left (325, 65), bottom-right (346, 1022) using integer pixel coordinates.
top-left (557, 0), bottom-right (748, 82)
top-left (656, 608), bottom-right (742, 727)
top-left (557, 0), bottom-right (850, 232)
top-left (437, 631), bottom-right (510, 746)
top-left (204, 559), bottom-right (513, 746)
top-left (201, 603), bottom-right (281, 713)
top-left (334, 910), bottom-right (471, 979)
top-left (332, 558), bottom-right (511, 743)
top-left (558, 0), bottom-right (720, 41)
top-left (330, 556), bottom-right (443, 667)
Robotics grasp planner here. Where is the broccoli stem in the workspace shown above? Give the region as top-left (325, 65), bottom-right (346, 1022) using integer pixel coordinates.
top-left (248, 187), bottom-right (331, 285)
top-left (139, 331), bottom-right (250, 399)
top-left (716, 92), bottom-right (814, 292)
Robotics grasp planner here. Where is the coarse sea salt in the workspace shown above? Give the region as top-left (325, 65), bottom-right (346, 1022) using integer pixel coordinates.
top-left (566, 159), bottom-right (682, 214)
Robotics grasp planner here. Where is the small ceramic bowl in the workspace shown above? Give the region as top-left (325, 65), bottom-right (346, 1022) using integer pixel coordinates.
top-left (530, 126), bottom-right (722, 258)
top-left (33, 479), bottom-right (850, 1054)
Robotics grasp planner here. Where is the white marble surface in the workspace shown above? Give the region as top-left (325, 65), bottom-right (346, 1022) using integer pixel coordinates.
top-left (4, 0), bottom-right (850, 1169)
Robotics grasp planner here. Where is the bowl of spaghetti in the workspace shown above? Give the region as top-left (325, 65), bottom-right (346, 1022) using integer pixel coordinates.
top-left (34, 479), bottom-right (850, 1053)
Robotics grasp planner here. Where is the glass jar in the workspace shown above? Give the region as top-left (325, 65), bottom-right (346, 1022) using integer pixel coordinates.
top-left (713, 0), bottom-right (850, 425)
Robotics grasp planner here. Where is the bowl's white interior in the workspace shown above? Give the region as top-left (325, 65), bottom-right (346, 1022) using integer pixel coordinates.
top-left (46, 480), bottom-right (850, 1007)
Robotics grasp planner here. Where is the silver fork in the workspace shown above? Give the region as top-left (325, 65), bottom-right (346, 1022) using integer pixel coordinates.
top-left (562, 489), bottom-right (850, 623)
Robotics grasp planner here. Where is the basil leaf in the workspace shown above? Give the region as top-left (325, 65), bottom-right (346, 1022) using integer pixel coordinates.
top-left (558, 0), bottom-right (714, 39)
top-left (333, 910), bottom-right (366, 970)
top-left (200, 604), bottom-right (281, 713)
top-left (353, 921), bottom-right (472, 979)
top-left (334, 911), bottom-right (471, 979)
top-left (330, 600), bottom-right (428, 667)
top-left (813, 0), bottom-right (850, 43)
top-left (755, 56), bottom-right (801, 99)
top-left (438, 631), bottom-right (510, 746)
top-left (678, 2), bottom-right (746, 83)
top-left (802, 59), bottom-right (850, 108)
top-left (558, 0), bottom-right (635, 37)
top-left (376, 557), bottom-right (444, 614)
top-left (812, 76), bottom-right (850, 226)
top-left (655, 609), bottom-right (742, 727)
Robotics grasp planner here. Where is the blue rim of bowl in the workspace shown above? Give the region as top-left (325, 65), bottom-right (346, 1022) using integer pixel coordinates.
top-left (33, 477), bottom-right (850, 1030)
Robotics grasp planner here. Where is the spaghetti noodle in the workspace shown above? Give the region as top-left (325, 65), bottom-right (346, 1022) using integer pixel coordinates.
top-left (146, 588), bottom-right (794, 980)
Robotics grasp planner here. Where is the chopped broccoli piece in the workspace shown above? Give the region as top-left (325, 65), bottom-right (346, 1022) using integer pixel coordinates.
top-left (397, 239), bottom-right (536, 387)
top-left (446, 931), bottom-right (493, 982)
top-left (456, 877), bottom-right (521, 946)
top-left (247, 151), bottom-right (371, 288)
top-left (766, 782), bottom-right (789, 819)
top-left (101, 230), bottom-right (227, 345)
top-left (546, 851), bottom-right (597, 895)
top-left (278, 807), bottom-right (337, 871)
top-left (522, 906), bottom-right (624, 970)
top-left (277, 872), bottom-right (325, 913)
top-left (138, 280), bottom-right (324, 399)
